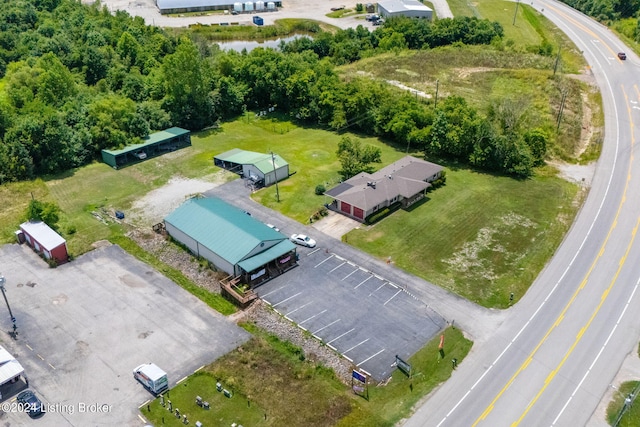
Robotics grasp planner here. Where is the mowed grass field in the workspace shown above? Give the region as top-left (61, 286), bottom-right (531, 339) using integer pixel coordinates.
top-left (346, 165), bottom-right (582, 307)
top-left (1, 112), bottom-right (583, 309)
top-left (142, 325), bottom-right (472, 427)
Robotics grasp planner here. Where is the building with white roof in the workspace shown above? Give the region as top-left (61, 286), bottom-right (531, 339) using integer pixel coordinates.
top-left (377, 0), bottom-right (433, 20)
top-left (18, 221), bottom-right (68, 265)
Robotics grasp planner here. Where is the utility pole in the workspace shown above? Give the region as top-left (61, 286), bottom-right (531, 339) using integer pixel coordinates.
top-left (0, 275), bottom-right (17, 338)
top-left (513, 0), bottom-right (520, 25)
top-left (270, 151), bottom-right (280, 203)
top-left (434, 79), bottom-right (439, 109)
top-left (553, 48), bottom-right (561, 75)
top-left (556, 90), bottom-right (567, 133)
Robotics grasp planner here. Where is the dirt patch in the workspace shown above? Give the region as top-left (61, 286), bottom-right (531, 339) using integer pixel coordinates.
top-left (128, 174), bottom-right (229, 226)
top-left (548, 160), bottom-right (595, 186)
top-left (454, 67), bottom-right (496, 80)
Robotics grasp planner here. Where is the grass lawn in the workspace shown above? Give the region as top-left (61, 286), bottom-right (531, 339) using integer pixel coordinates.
top-left (606, 380), bottom-right (640, 427)
top-left (345, 165), bottom-right (582, 308)
top-left (142, 325), bottom-right (472, 427)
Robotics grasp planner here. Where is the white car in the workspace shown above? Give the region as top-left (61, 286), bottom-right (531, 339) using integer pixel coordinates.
top-left (290, 234), bottom-right (316, 248)
top-left (266, 224), bottom-right (280, 232)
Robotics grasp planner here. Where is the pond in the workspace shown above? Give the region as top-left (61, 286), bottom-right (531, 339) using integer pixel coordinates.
top-left (215, 34), bottom-right (310, 52)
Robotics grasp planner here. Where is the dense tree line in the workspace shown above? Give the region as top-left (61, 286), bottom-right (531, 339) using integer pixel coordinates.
top-left (0, 0), bottom-right (539, 184)
top-left (560, 0), bottom-right (640, 21)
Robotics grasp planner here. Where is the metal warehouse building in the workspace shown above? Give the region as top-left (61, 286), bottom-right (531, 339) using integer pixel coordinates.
top-left (156, 0), bottom-right (281, 14)
top-left (164, 197), bottom-right (297, 287)
top-left (101, 127), bottom-right (191, 169)
top-left (377, 0), bottom-right (433, 20)
top-left (214, 148), bottom-right (289, 188)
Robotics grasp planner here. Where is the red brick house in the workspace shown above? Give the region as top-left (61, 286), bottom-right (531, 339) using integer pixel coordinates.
top-left (325, 156), bottom-right (443, 222)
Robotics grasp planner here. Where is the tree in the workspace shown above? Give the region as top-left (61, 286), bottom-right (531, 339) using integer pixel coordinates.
top-left (25, 199), bottom-right (61, 229)
top-left (161, 38), bottom-right (215, 130)
top-left (336, 136), bottom-right (382, 180)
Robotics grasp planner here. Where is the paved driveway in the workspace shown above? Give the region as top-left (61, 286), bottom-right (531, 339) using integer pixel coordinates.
top-left (256, 247), bottom-right (445, 380)
top-left (0, 244), bottom-right (249, 426)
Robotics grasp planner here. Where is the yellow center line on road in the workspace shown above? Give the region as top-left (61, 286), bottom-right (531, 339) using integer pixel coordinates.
top-left (510, 83), bottom-right (638, 426)
top-left (473, 84), bottom-right (634, 426)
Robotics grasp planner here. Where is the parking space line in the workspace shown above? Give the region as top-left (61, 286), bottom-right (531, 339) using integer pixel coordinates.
top-left (384, 290), bottom-right (402, 306)
top-left (272, 291), bottom-right (302, 308)
top-left (335, 255), bottom-right (346, 261)
top-left (330, 262), bottom-right (346, 272)
top-left (262, 285), bottom-right (288, 298)
top-left (315, 255), bottom-right (334, 268)
top-left (387, 281), bottom-right (399, 289)
top-left (37, 354), bottom-right (44, 361)
top-left (357, 349), bottom-right (386, 366)
top-left (313, 319), bottom-right (341, 334)
top-left (369, 281), bottom-right (388, 296)
top-left (327, 328), bottom-right (355, 344)
top-left (287, 301), bottom-right (313, 315)
top-left (48, 363), bottom-right (56, 370)
top-left (355, 275), bottom-right (373, 289)
top-left (342, 268), bottom-right (359, 280)
top-left (299, 309), bottom-right (327, 325)
top-left (344, 338), bottom-right (370, 354)
top-left (308, 248), bottom-right (322, 256)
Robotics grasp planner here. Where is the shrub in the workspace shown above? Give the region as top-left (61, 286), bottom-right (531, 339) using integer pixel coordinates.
top-left (365, 201), bottom-right (402, 224)
top-left (315, 184), bottom-right (326, 195)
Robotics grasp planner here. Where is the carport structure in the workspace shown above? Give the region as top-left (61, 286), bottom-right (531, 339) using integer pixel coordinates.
top-left (214, 148), bottom-right (289, 188)
top-left (101, 127), bottom-right (191, 169)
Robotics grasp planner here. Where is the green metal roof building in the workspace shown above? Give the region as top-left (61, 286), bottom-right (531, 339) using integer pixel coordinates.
top-left (164, 197), bottom-right (297, 286)
top-left (101, 127), bottom-right (191, 169)
top-left (214, 148), bottom-right (289, 188)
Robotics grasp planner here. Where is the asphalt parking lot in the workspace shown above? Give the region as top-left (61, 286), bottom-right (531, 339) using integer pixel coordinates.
top-left (0, 243), bottom-right (249, 426)
top-left (256, 247), bottom-right (446, 380)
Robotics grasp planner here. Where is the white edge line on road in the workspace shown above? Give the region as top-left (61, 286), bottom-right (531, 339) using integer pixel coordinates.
top-left (551, 276), bottom-right (640, 426)
top-left (437, 10), bottom-right (621, 423)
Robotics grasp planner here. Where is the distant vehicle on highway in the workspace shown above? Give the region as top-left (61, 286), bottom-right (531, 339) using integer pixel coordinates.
top-left (618, 52), bottom-right (627, 60)
top-left (290, 234), bottom-right (316, 248)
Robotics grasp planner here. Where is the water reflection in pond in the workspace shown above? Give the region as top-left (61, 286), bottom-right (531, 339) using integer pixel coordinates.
top-left (215, 34), bottom-right (310, 52)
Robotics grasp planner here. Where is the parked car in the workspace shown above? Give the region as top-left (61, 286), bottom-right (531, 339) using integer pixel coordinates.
top-left (17, 390), bottom-right (44, 418)
top-left (134, 151), bottom-right (147, 160)
top-left (266, 223), bottom-right (280, 232)
top-left (290, 234), bottom-right (316, 248)
top-left (366, 14), bottom-right (380, 21)
top-left (618, 52), bottom-right (627, 60)
top-left (373, 18), bottom-right (384, 26)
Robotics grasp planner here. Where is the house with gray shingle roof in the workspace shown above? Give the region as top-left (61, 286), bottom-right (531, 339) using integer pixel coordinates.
top-left (325, 156), bottom-right (443, 222)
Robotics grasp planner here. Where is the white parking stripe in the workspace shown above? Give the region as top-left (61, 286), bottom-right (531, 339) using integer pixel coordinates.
top-left (299, 309), bottom-right (327, 325)
top-left (314, 319), bottom-right (341, 334)
top-left (357, 349), bottom-right (385, 366)
top-left (342, 268), bottom-right (359, 280)
top-left (308, 248), bottom-right (322, 256)
top-left (272, 292), bottom-right (302, 308)
top-left (369, 281), bottom-right (387, 296)
top-left (344, 338), bottom-right (370, 354)
top-left (327, 328), bottom-right (355, 344)
top-left (330, 261), bottom-right (346, 272)
top-left (355, 275), bottom-right (372, 289)
top-left (314, 255), bottom-right (334, 268)
top-left (384, 290), bottom-right (402, 306)
top-left (287, 301), bottom-right (312, 315)
top-left (261, 285), bottom-right (288, 298)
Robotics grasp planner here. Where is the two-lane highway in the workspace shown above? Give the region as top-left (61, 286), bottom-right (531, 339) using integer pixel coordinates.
top-left (404, 1), bottom-right (640, 426)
